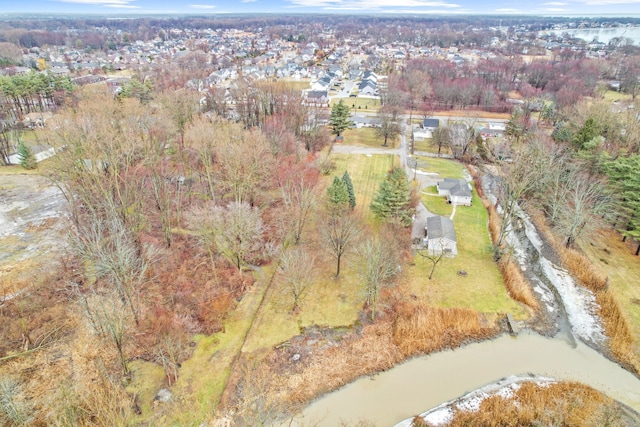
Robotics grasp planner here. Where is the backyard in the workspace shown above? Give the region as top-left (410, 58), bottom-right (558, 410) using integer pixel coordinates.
top-left (407, 156), bottom-right (528, 318)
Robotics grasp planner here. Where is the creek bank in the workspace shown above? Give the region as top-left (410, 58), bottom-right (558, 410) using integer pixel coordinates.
top-left (292, 332), bottom-right (640, 426)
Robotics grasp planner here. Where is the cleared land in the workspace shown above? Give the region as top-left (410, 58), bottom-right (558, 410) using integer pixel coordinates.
top-left (339, 127), bottom-right (398, 149)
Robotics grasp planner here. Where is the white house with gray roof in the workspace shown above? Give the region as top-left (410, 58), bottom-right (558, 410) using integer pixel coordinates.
top-left (437, 178), bottom-right (472, 206)
top-left (424, 215), bottom-right (457, 256)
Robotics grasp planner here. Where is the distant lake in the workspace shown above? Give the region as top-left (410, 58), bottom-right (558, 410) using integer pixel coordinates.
top-left (541, 27), bottom-right (640, 44)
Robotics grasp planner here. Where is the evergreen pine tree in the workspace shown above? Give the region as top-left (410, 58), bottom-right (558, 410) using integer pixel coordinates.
top-left (329, 100), bottom-right (352, 137)
top-left (370, 167), bottom-right (414, 226)
top-left (573, 117), bottom-right (598, 150)
top-left (342, 170), bottom-right (356, 210)
top-left (17, 140), bottom-right (36, 170)
top-left (327, 176), bottom-right (349, 216)
top-left (605, 155), bottom-right (640, 255)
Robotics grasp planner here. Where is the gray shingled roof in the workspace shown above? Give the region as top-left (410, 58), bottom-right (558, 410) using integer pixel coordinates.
top-left (426, 215), bottom-right (456, 242)
top-left (438, 178), bottom-right (471, 198)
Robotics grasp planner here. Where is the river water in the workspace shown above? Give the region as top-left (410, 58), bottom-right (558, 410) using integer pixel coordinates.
top-left (541, 27), bottom-right (640, 44)
top-left (295, 332), bottom-right (640, 426)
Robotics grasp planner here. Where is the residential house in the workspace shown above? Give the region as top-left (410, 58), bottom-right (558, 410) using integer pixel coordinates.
top-left (311, 76), bottom-right (331, 91)
top-left (358, 79), bottom-right (377, 96)
top-left (424, 215), bottom-right (457, 256)
top-left (422, 118), bottom-right (440, 130)
top-left (437, 178), bottom-right (472, 206)
top-left (304, 90), bottom-right (330, 107)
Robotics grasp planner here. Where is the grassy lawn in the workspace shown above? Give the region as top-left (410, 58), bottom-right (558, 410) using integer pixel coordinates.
top-left (331, 97), bottom-right (381, 111)
top-left (331, 152), bottom-right (395, 223)
top-left (243, 247), bottom-right (363, 353)
top-left (340, 127), bottom-right (398, 149)
top-left (409, 159), bottom-right (527, 318)
top-left (603, 90), bottom-right (632, 102)
top-left (416, 155), bottom-right (467, 179)
top-left (580, 229), bottom-right (640, 362)
top-left (413, 138), bottom-right (453, 156)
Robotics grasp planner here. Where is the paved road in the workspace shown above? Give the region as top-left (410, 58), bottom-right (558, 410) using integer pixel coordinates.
top-left (349, 111), bottom-right (509, 125)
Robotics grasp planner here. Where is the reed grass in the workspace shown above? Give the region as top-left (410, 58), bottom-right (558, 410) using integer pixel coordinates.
top-left (436, 381), bottom-right (620, 427)
top-left (280, 302), bottom-right (500, 406)
top-left (392, 302), bottom-right (497, 357)
top-left (499, 258), bottom-right (539, 310)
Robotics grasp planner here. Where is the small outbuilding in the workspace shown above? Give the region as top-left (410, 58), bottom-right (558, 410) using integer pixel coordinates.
top-left (424, 215), bottom-right (457, 256)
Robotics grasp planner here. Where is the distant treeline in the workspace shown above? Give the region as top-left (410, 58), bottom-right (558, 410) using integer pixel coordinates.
top-left (1, 15), bottom-right (640, 50)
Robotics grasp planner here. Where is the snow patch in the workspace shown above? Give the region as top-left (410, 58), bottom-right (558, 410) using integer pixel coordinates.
top-left (539, 258), bottom-right (605, 344)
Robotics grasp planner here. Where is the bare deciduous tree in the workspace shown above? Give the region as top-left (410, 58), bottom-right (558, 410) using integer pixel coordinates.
top-left (356, 237), bottom-right (399, 320)
top-left (321, 214), bottom-right (361, 277)
top-left (210, 201), bottom-right (265, 271)
top-left (278, 247), bottom-right (315, 312)
top-left (447, 117), bottom-right (477, 159)
top-left (279, 175), bottom-right (318, 246)
top-left (72, 216), bottom-right (154, 326)
top-left (375, 108), bottom-right (401, 147)
top-left (215, 128), bottom-right (274, 205)
top-left (416, 240), bottom-right (447, 280)
top-left (556, 170), bottom-right (614, 248)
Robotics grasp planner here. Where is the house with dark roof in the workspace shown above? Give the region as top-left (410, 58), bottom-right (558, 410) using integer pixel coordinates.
top-left (422, 118), bottom-right (440, 130)
top-left (424, 215), bottom-right (457, 256)
top-left (437, 178), bottom-right (472, 206)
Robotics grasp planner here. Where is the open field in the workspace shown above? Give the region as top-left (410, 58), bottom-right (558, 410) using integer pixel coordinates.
top-left (339, 127), bottom-right (398, 149)
top-left (602, 90), bottom-right (632, 102)
top-left (580, 229), bottom-right (640, 363)
top-left (330, 152), bottom-right (395, 223)
top-left (331, 97), bottom-right (381, 111)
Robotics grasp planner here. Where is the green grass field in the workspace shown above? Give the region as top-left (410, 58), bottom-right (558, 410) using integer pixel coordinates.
top-left (581, 229), bottom-right (640, 362)
top-left (602, 90), bottom-right (632, 102)
top-left (417, 155), bottom-right (467, 179)
top-left (340, 127), bottom-right (398, 149)
top-left (331, 97), bottom-right (381, 112)
top-left (331, 152), bottom-right (395, 223)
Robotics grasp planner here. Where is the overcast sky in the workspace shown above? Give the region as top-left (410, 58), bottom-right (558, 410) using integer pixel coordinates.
top-left (3, 0), bottom-right (640, 16)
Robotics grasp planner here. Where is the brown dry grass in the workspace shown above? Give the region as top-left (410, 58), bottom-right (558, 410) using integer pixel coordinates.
top-left (392, 302), bottom-right (498, 357)
top-left (499, 258), bottom-right (539, 310)
top-left (529, 210), bottom-right (640, 374)
top-left (439, 381), bottom-right (623, 427)
top-left (285, 321), bottom-right (403, 404)
top-left (430, 110), bottom-right (511, 120)
top-left (485, 200), bottom-right (501, 248)
top-left (0, 310), bottom-right (135, 427)
top-left (272, 300), bottom-right (499, 406)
